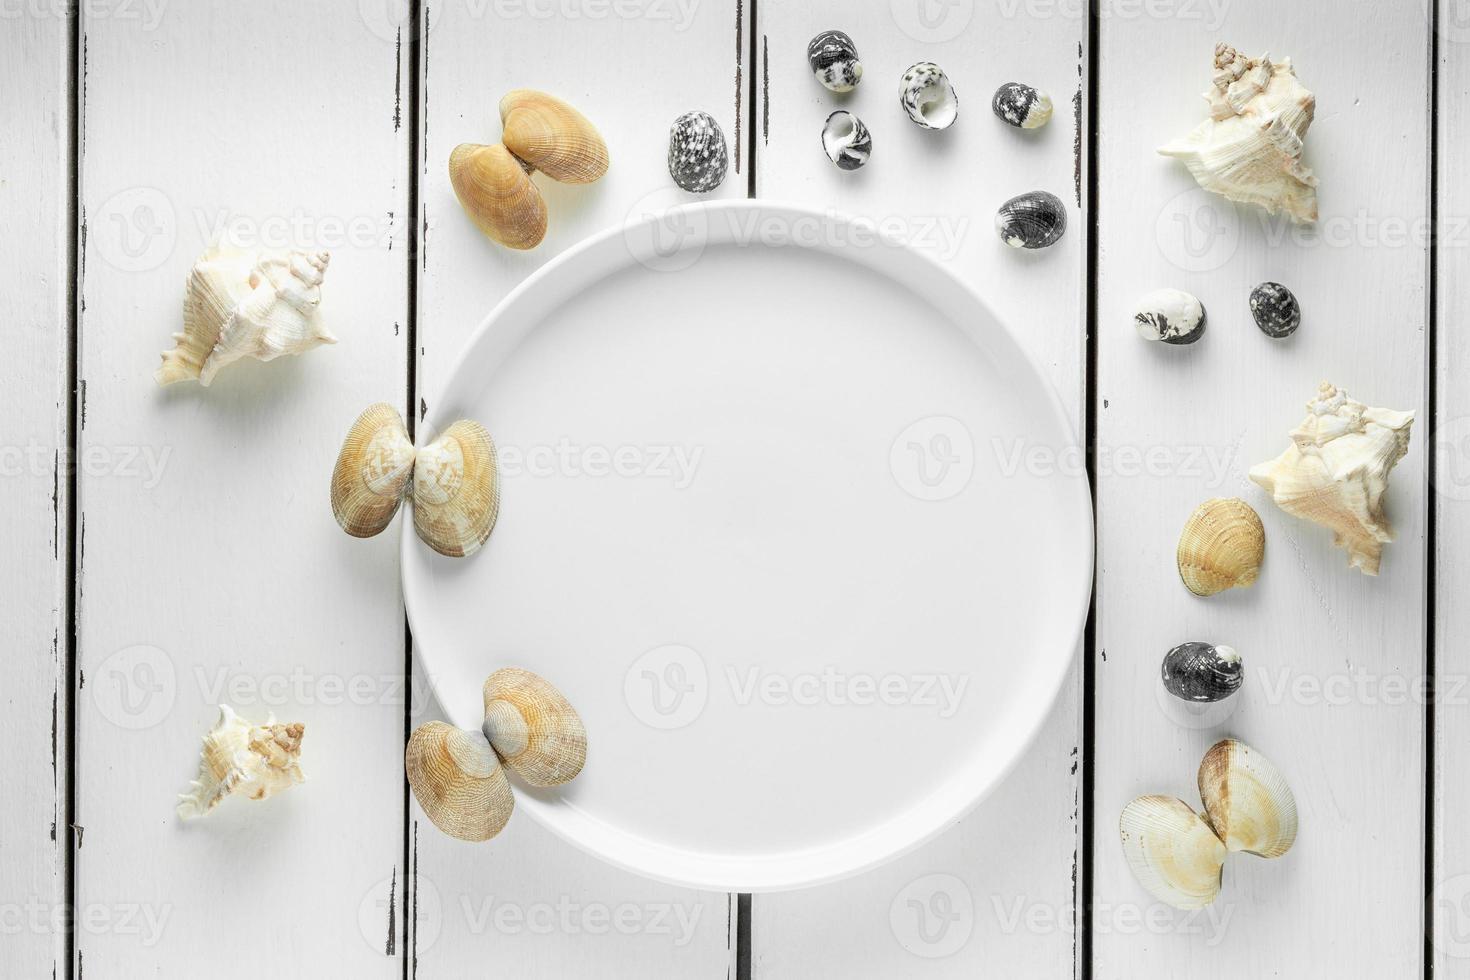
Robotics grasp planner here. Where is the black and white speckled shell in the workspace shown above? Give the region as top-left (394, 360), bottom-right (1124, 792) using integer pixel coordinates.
top-left (807, 30), bottom-right (862, 93)
top-left (1161, 642), bottom-right (1243, 703)
top-left (1133, 288), bottom-right (1206, 345)
top-left (821, 111), bottom-right (871, 171)
top-left (995, 191), bottom-right (1066, 249)
top-left (899, 62), bottom-right (958, 130)
top-left (1249, 281), bottom-right (1301, 338)
top-left (991, 82), bottom-right (1053, 129)
top-left (668, 111), bottom-right (728, 194)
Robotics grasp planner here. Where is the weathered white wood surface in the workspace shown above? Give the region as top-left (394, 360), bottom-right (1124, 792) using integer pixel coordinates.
top-left (75, 2), bottom-right (410, 974)
top-left (409, 1), bottom-right (747, 975)
top-left (1095, 2), bottom-right (1428, 977)
top-left (2, 9), bottom-right (71, 979)
top-left (750, 3), bottom-right (1087, 977)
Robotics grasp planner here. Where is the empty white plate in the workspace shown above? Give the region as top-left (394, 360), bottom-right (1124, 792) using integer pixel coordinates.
top-left (403, 201), bottom-right (1092, 891)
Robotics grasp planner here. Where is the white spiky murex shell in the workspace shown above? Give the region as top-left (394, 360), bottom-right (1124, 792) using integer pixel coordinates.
top-left (156, 246), bottom-right (336, 387)
top-left (1249, 382), bottom-right (1414, 575)
top-left (177, 705), bottom-right (305, 819)
top-left (1158, 43), bottom-right (1318, 224)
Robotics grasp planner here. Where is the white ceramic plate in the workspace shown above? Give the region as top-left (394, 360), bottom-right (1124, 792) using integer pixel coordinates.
top-left (403, 201), bottom-right (1092, 892)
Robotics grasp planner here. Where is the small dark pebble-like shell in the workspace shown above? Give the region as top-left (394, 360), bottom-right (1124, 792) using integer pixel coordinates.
top-left (807, 30), bottom-right (862, 93)
top-left (821, 111), bottom-right (871, 170)
top-left (668, 111), bottom-right (728, 194)
top-left (995, 191), bottom-right (1066, 249)
top-left (1161, 642), bottom-right (1243, 703)
top-left (1249, 282), bottom-right (1301, 338)
top-left (991, 82), bottom-right (1053, 129)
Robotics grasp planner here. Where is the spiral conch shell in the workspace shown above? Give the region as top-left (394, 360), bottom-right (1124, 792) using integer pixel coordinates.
top-left (1249, 382), bottom-right (1414, 575)
top-left (1158, 43), bottom-right (1318, 224)
top-left (407, 669), bottom-right (586, 842)
top-left (156, 246), bottom-right (335, 386)
top-left (177, 705), bottom-right (305, 819)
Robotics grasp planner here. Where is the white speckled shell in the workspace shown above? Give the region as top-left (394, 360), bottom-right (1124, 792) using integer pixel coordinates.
top-left (899, 62), bottom-right (958, 130)
top-left (1134, 288), bottom-right (1206, 344)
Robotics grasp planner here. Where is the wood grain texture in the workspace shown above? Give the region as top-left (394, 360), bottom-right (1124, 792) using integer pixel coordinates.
top-left (75, 3), bottom-right (410, 973)
top-left (409, 1), bottom-right (746, 975)
top-left (1, 10), bottom-right (71, 978)
top-left (751, 4), bottom-right (1087, 976)
top-left (1095, 3), bottom-right (1428, 976)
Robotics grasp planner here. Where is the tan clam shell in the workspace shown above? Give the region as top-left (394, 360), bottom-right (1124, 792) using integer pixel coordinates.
top-left (331, 403), bottom-right (415, 538)
top-left (412, 420), bottom-right (501, 558)
top-left (1119, 795), bottom-right (1226, 909)
top-left (500, 89), bottom-right (609, 185)
top-left (1177, 497), bottom-right (1265, 596)
top-left (482, 667), bottom-right (587, 787)
top-left (405, 721), bottom-right (514, 842)
top-left (449, 143), bottom-right (548, 250)
top-left (1198, 738), bottom-right (1297, 858)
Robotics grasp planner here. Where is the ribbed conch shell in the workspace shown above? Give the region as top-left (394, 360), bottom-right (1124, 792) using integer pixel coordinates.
top-left (330, 405), bottom-right (501, 558)
top-left (156, 246), bottom-right (335, 386)
top-left (407, 669), bottom-right (586, 842)
top-left (1177, 498), bottom-right (1265, 596)
top-left (1249, 382), bottom-right (1414, 575)
top-left (177, 705), bottom-right (305, 819)
top-left (1159, 43), bottom-right (1318, 224)
top-left (1120, 738), bottom-right (1296, 908)
top-left (449, 90), bottom-right (608, 250)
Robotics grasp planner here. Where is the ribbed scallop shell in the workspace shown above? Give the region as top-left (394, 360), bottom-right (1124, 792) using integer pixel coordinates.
top-left (499, 89), bottom-right (609, 185)
top-left (449, 143), bottom-right (549, 250)
top-left (1119, 795), bottom-right (1226, 909)
top-left (406, 722), bottom-right (515, 842)
top-left (331, 403), bottom-right (415, 538)
top-left (1177, 497), bottom-right (1265, 596)
top-left (1198, 738), bottom-right (1297, 858)
top-left (482, 667), bottom-right (587, 787)
top-left (412, 420), bottom-right (501, 558)
top-left (177, 705), bottom-right (305, 819)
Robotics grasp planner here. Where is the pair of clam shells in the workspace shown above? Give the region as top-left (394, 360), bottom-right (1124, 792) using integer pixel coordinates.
top-left (450, 90), bottom-right (609, 250)
top-left (406, 668), bottom-right (587, 842)
top-left (331, 403), bottom-right (500, 559)
top-left (1178, 497), bottom-right (1265, 597)
top-left (1120, 738), bottom-right (1297, 908)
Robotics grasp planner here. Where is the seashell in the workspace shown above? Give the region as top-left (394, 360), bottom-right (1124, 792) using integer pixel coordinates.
top-left (668, 110), bottom-right (729, 194)
top-left (1197, 738), bottom-right (1297, 858)
top-left (413, 419), bottom-right (501, 558)
top-left (1119, 795), bottom-right (1226, 910)
top-left (995, 191), bottom-right (1066, 249)
top-left (1177, 497), bottom-right (1264, 596)
top-left (1249, 382), bottom-right (1413, 575)
top-left (1134, 288), bottom-right (1206, 345)
top-left (177, 705), bottom-right (305, 819)
top-left (1161, 642), bottom-right (1242, 703)
top-left (331, 403), bottom-right (415, 539)
top-left (449, 142), bottom-right (549, 250)
top-left (1159, 43), bottom-right (1318, 224)
top-left (821, 110), bottom-right (871, 171)
top-left (482, 667), bottom-right (587, 787)
top-left (991, 82), bottom-right (1053, 129)
top-left (406, 721), bottom-right (515, 842)
top-left (1249, 281), bottom-right (1301, 338)
top-left (156, 246), bottom-right (335, 387)
top-left (899, 62), bottom-right (958, 130)
top-left (499, 89), bottom-right (609, 185)
top-left (807, 29), bottom-right (862, 93)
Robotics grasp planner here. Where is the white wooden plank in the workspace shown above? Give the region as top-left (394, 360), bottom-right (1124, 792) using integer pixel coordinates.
top-left (411, 1), bottom-right (747, 975)
top-left (75, 3), bottom-right (410, 974)
top-left (751, 4), bottom-right (1086, 977)
top-left (1, 10), bottom-right (71, 979)
top-left (1095, 3), bottom-right (1428, 976)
